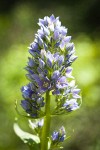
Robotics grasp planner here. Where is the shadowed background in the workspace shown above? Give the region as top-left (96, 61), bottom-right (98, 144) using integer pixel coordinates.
top-left (0, 0), bottom-right (100, 150)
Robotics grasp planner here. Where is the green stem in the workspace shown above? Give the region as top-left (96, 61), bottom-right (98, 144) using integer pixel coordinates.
top-left (41, 91), bottom-right (51, 150)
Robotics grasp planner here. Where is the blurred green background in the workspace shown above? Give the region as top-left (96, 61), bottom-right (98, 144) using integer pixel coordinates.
top-left (0, 0), bottom-right (100, 150)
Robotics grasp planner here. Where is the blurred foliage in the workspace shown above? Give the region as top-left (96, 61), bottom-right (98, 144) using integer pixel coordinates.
top-left (0, 1), bottom-right (100, 150)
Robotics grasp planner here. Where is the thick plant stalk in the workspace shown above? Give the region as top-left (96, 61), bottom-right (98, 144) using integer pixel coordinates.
top-left (41, 91), bottom-right (51, 150)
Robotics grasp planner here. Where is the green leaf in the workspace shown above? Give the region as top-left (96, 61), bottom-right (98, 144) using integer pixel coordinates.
top-left (13, 123), bottom-right (40, 144)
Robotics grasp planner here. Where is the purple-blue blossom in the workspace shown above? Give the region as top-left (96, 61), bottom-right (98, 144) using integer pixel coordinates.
top-left (38, 119), bottom-right (44, 127)
top-left (72, 88), bottom-right (81, 99)
top-left (63, 99), bottom-right (79, 111)
top-left (17, 14), bottom-right (82, 150)
top-left (32, 74), bottom-right (50, 93)
top-left (21, 83), bottom-right (33, 99)
top-left (21, 100), bottom-right (38, 117)
top-left (21, 95), bottom-right (44, 118)
top-left (20, 14), bottom-right (81, 118)
top-left (51, 126), bottom-right (66, 143)
top-left (56, 76), bottom-right (68, 89)
top-left (52, 132), bottom-right (59, 141)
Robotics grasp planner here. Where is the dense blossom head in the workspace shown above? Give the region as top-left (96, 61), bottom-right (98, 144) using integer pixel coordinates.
top-left (51, 126), bottom-right (66, 144)
top-left (21, 83), bottom-right (45, 117)
top-left (20, 14), bottom-right (81, 117)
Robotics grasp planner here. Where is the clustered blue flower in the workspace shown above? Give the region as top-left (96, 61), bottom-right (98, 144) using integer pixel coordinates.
top-left (21, 14), bottom-right (81, 118)
top-left (51, 126), bottom-right (66, 144)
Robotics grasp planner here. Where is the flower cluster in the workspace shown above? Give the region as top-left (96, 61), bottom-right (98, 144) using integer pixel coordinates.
top-left (21, 14), bottom-right (81, 118)
top-left (51, 126), bottom-right (66, 147)
top-left (14, 14), bottom-right (82, 150)
top-left (21, 83), bottom-right (45, 117)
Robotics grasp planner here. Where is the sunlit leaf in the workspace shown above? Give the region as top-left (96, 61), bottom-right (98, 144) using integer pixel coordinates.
top-left (13, 123), bottom-right (40, 144)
